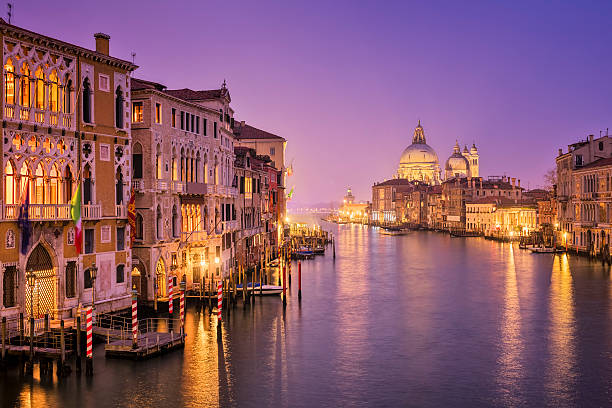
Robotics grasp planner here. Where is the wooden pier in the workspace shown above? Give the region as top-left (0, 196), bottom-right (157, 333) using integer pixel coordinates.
top-left (105, 331), bottom-right (185, 360)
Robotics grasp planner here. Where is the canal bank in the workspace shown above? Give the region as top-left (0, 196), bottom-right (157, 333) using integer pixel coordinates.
top-left (4, 221), bottom-right (612, 407)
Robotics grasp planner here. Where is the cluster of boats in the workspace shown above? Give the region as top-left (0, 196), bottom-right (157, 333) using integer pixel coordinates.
top-left (293, 245), bottom-right (326, 259)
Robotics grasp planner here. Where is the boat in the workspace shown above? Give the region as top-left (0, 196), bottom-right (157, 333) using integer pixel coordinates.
top-left (236, 283), bottom-right (283, 296)
top-left (313, 246), bottom-right (325, 255)
top-left (294, 246), bottom-right (315, 259)
top-left (379, 227), bottom-right (410, 236)
top-left (529, 246), bottom-right (562, 254)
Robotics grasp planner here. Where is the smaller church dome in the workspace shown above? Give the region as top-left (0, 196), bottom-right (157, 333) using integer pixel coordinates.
top-left (445, 142), bottom-right (470, 177)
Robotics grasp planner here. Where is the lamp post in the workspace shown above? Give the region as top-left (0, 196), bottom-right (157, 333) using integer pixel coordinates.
top-left (90, 263), bottom-right (98, 321)
top-left (26, 268), bottom-right (36, 318)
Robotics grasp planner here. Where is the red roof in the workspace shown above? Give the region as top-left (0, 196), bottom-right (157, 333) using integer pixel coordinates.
top-left (165, 88), bottom-right (226, 101)
top-left (131, 77), bottom-right (166, 91)
top-left (233, 122), bottom-right (285, 141)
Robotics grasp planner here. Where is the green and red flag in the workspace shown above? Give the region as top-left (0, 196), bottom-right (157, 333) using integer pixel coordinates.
top-left (70, 184), bottom-right (82, 254)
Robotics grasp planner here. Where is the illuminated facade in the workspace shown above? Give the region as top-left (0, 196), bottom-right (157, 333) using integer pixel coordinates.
top-left (130, 78), bottom-right (238, 302)
top-left (0, 24), bottom-right (136, 319)
top-left (397, 121), bottom-right (441, 185)
top-left (445, 142), bottom-right (479, 179)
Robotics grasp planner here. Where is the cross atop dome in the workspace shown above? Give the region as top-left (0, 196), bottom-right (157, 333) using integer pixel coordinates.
top-left (412, 121), bottom-right (427, 144)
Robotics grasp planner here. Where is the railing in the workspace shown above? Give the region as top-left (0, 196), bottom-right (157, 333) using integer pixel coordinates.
top-left (3, 104), bottom-right (76, 130)
top-left (186, 182), bottom-right (207, 195)
top-left (116, 204), bottom-right (127, 218)
top-left (171, 181), bottom-right (185, 193)
top-left (83, 203), bottom-right (102, 219)
top-left (157, 180), bottom-right (168, 191)
top-left (3, 203), bottom-right (71, 220)
top-left (132, 179), bottom-right (145, 191)
top-left (223, 220), bottom-right (238, 231)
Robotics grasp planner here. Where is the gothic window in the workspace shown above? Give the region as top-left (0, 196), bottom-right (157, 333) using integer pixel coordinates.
top-left (65, 261), bottom-right (76, 298)
top-left (203, 154), bottom-right (208, 184)
top-left (115, 87), bottom-right (124, 128)
top-left (4, 160), bottom-right (16, 205)
top-left (6, 229), bottom-right (15, 249)
top-left (83, 164), bottom-right (92, 204)
top-left (34, 163), bottom-right (45, 204)
top-left (116, 166), bottom-right (124, 205)
top-left (49, 70), bottom-right (60, 112)
top-left (135, 213), bottom-right (143, 240)
top-left (172, 205), bottom-right (178, 237)
top-left (35, 67), bottom-right (46, 110)
top-left (82, 77), bottom-right (92, 123)
top-left (195, 152), bottom-right (201, 183)
top-left (4, 58), bottom-right (15, 105)
top-left (156, 144), bottom-right (162, 179)
top-left (49, 163), bottom-right (61, 204)
top-left (171, 147), bottom-right (177, 181)
top-left (20, 62), bottom-right (31, 108)
top-left (156, 205), bottom-right (162, 239)
top-left (3, 265), bottom-right (16, 307)
top-left (63, 76), bottom-right (72, 114)
top-left (64, 166), bottom-right (74, 203)
top-left (180, 148), bottom-right (185, 181)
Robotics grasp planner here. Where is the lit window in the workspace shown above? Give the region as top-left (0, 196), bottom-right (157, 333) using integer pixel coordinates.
top-left (155, 103), bottom-right (162, 124)
top-left (132, 102), bottom-right (143, 123)
top-left (4, 59), bottom-right (15, 106)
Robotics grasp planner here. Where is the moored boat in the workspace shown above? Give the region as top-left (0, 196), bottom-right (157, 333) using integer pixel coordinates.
top-left (236, 283), bottom-right (283, 296)
top-left (529, 246), bottom-right (562, 254)
top-left (379, 227), bottom-right (410, 236)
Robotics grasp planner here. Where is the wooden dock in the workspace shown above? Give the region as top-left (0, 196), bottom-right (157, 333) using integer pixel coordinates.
top-left (105, 331), bottom-right (185, 360)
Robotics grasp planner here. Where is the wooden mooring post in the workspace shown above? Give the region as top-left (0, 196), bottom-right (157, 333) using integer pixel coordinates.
top-left (298, 260), bottom-right (302, 301)
top-left (76, 315), bottom-right (82, 374)
top-left (1, 317), bottom-right (6, 365)
top-left (26, 316), bottom-right (34, 375)
top-left (58, 319), bottom-right (70, 376)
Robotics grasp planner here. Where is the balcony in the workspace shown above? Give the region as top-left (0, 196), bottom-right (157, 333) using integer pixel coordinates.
top-left (116, 204), bottom-right (127, 218)
top-left (171, 181), bottom-right (185, 193)
top-left (82, 204), bottom-right (102, 219)
top-left (4, 104), bottom-right (75, 131)
top-left (222, 220), bottom-right (238, 231)
top-left (157, 180), bottom-right (168, 191)
top-left (3, 204), bottom-right (70, 221)
top-left (132, 180), bottom-right (145, 192)
top-left (185, 182), bottom-right (207, 195)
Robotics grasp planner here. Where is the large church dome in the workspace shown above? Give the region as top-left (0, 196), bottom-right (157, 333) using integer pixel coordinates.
top-left (396, 121), bottom-right (441, 185)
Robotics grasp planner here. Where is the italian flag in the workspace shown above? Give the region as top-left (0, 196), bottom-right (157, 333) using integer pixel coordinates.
top-left (70, 185), bottom-right (82, 254)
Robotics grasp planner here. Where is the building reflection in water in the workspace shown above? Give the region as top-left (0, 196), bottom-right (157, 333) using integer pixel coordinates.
top-left (496, 243), bottom-right (524, 406)
top-left (545, 253), bottom-right (576, 405)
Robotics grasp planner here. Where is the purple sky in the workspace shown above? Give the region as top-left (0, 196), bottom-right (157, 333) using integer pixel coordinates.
top-left (19, 0), bottom-right (612, 205)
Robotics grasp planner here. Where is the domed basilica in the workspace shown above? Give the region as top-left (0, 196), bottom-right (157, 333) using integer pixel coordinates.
top-left (397, 121), bottom-right (479, 185)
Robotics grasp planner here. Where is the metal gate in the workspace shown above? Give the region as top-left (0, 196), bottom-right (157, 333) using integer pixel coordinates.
top-left (25, 244), bottom-right (56, 318)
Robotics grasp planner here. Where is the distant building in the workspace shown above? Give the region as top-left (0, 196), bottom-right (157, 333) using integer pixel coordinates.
top-left (339, 187), bottom-right (369, 223)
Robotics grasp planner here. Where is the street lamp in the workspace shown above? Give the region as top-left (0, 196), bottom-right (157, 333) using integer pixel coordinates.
top-left (26, 268), bottom-right (36, 318)
top-left (90, 263), bottom-right (98, 320)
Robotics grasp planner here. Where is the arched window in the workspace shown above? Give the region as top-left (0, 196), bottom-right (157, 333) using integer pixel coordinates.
top-left (181, 205), bottom-right (187, 234)
top-left (49, 70), bottom-right (59, 112)
top-left (83, 164), bottom-right (92, 204)
top-left (20, 162), bottom-right (30, 201)
top-left (133, 142), bottom-right (143, 179)
top-left (185, 150), bottom-right (190, 182)
top-left (4, 161), bottom-right (16, 205)
top-left (64, 166), bottom-right (73, 203)
top-left (63, 76), bottom-right (72, 114)
top-left (116, 166), bottom-right (124, 205)
top-left (33, 163), bottom-right (45, 204)
top-left (214, 158), bottom-right (219, 185)
top-left (156, 144), bottom-right (162, 179)
top-left (203, 154), bottom-right (208, 184)
top-left (156, 205), bottom-right (162, 239)
top-left (4, 59), bottom-right (15, 105)
top-left (171, 147), bottom-right (177, 181)
top-left (172, 205), bottom-right (178, 237)
top-left (82, 77), bottom-right (92, 123)
top-left (19, 62), bottom-right (31, 108)
top-left (180, 148), bottom-right (185, 181)
top-left (115, 86), bottom-right (124, 128)
top-left (135, 213), bottom-right (143, 240)
top-left (35, 67), bottom-right (46, 110)
top-left (195, 152), bottom-right (201, 183)
top-left (190, 154), bottom-right (194, 183)
top-left (49, 164), bottom-right (61, 204)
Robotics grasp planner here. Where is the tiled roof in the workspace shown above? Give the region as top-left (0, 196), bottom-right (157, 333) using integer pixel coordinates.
top-left (131, 77), bottom-right (166, 91)
top-left (575, 156), bottom-right (612, 170)
top-left (233, 122), bottom-right (285, 141)
top-left (373, 179), bottom-right (413, 187)
top-left (165, 88), bottom-right (225, 101)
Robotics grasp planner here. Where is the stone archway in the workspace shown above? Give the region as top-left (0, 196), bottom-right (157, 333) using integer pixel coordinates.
top-left (25, 243), bottom-right (57, 318)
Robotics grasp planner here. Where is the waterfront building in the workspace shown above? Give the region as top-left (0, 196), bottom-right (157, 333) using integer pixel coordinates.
top-left (442, 176), bottom-right (522, 232)
top-left (426, 185), bottom-right (443, 229)
top-left (130, 78), bottom-right (238, 302)
top-left (556, 134), bottom-right (612, 254)
top-left (0, 23), bottom-right (137, 319)
top-left (338, 187), bottom-right (369, 223)
top-left (371, 178), bottom-right (415, 224)
top-left (233, 121), bottom-right (286, 245)
top-left (397, 121), bottom-right (441, 185)
top-left (466, 197), bottom-right (536, 237)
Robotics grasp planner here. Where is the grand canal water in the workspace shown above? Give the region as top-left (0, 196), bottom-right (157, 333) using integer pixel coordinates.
top-left (4, 217), bottom-right (612, 407)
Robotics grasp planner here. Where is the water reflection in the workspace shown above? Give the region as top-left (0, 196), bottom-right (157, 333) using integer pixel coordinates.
top-left (545, 253), bottom-right (576, 405)
top-left (495, 243), bottom-right (524, 406)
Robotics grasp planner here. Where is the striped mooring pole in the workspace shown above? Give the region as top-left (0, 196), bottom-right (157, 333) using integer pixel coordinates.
top-left (288, 246), bottom-right (292, 286)
top-left (86, 306), bottom-right (93, 376)
top-left (217, 281), bottom-right (223, 321)
top-left (168, 276), bottom-right (173, 315)
top-left (131, 287), bottom-right (138, 349)
top-left (180, 284), bottom-right (185, 330)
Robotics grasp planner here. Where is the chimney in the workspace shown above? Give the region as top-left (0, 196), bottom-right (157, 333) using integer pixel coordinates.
top-left (479, 179), bottom-right (482, 189)
top-left (511, 177), bottom-right (516, 189)
top-left (518, 179), bottom-right (521, 188)
top-left (589, 134), bottom-right (594, 142)
top-left (240, 120), bottom-right (245, 127)
top-left (94, 33), bottom-right (110, 56)
top-left (558, 148), bottom-right (563, 156)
